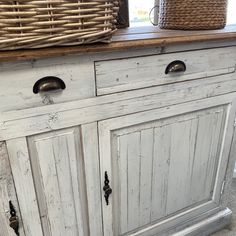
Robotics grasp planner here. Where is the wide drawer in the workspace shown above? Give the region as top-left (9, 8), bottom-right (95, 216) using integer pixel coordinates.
top-left (0, 56), bottom-right (95, 112)
top-left (95, 47), bottom-right (236, 95)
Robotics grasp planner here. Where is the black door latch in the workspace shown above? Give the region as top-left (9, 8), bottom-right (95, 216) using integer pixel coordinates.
top-left (9, 201), bottom-right (19, 236)
top-left (103, 171), bottom-right (112, 205)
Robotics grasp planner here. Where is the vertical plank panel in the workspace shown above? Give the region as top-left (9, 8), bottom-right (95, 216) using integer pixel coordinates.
top-left (35, 137), bottom-right (66, 236)
top-left (187, 119), bottom-right (199, 205)
top-left (139, 128), bottom-right (154, 226)
top-left (118, 134), bottom-right (129, 235)
top-left (190, 114), bottom-right (216, 204)
top-left (166, 119), bottom-right (195, 214)
top-left (51, 134), bottom-right (79, 236)
top-left (203, 111), bottom-right (224, 199)
top-left (68, 129), bottom-right (89, 236)
top-left (81, 123), bottom-right (103, 236)
top-left (127, 132), bottom-right (141, 231)
top-left (27, 138), bottom-right (50, 236)
top-left (151, 126), bottom-right (171, 221)
top-left (6, 138), bottom-right (44, 236)
top-left (0, 142), bottom-right (25, 236)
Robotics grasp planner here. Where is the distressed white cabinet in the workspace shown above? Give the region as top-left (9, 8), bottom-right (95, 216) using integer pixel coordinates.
top-left (2, 124), bottom-right (103, 236)
top-left (99, 95), bottom-right (236, 236)
top-left (0, 43), bottom-right (236, 236)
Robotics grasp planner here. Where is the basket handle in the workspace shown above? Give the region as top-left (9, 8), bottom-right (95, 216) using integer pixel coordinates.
top-left (149, 0), bottom-right (160, 26)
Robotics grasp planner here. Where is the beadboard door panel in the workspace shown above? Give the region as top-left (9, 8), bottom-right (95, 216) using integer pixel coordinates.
top-left (28, 127), bottom-right (89, 236)
top-left (0, 142), bottom-right (25, 236)
top-left (6, 123), bottom-right (103, 236)
top-left (98, 96), bottom-right (236, 236)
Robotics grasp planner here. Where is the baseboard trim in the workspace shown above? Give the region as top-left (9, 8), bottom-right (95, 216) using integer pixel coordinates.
top-left (171, 208), bottom-right (232, 236)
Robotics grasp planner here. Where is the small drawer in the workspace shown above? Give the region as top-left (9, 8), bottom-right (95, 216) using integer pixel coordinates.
top-left (0, 56), bottom-right (95, 112)
top-left (95, 47), bottom-right (236, 95)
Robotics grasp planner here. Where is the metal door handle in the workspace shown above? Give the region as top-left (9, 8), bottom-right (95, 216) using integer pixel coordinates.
top-left (103, 171), bottom-right (112, 205)
top-left (9, 201), bottom-right (19, 236)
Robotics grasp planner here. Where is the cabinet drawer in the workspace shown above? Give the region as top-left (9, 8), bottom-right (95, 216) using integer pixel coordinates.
top-left (95, 47), bottom-right (236, 95)
top-left (0, 56), bottom-right (95, 112)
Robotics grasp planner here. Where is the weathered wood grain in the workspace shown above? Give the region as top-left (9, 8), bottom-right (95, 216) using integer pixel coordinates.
top-left (1, 74), bottom-right (236, 141)
top-left (1, 41), bottom-right (236, 236)
top-left (127, 132), bottom-right (140, 231)
top-left (95, 47), bottom-right (236, 95)
top-left (151, 126), bottom-right (171, 221)
top-left (81, 123), bottom-right (103, 236)
top-left (0, 25), bottom-right (236, 62)
top-left (0, 142), bottom-right (25, 236)
top-left (28, 128), bottom-right (89, 236)
top-left (98, 96), bottom-right (236, 236)
top-left (118, 134), bottom-right (129, 235)
top-left (6, 138), bottom-right (44, 236)
top-left (0, 55), bottom-right (95, 112)
top-left (139, 129), bottom-right (154, 227)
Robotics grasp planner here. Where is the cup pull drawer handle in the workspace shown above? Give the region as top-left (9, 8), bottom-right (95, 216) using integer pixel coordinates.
top-left (165, 60), bottom-right (186, 74)
top-left (33, 76), bottom-right (66, 94)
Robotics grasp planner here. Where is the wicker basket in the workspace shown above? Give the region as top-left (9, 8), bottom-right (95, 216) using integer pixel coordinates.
top-left (0, 0), bottom-right (119, 50)
top-left (158, 0), bottom-right (227, 30)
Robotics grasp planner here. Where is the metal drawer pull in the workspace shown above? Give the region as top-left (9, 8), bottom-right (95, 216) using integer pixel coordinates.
top-left (33, 76), bottom-right (66, 94)
top-left (165, 60), bottom-right (186, 74)
top-left (9, 201), bottom-right (19, 236)
top-left (103, 171), bottom-right (112, 205)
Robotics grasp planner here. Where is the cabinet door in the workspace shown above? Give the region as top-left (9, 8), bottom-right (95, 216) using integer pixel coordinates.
top-left (0, 142), bottom-right (25, 236)
top-left (6, 123), bottom-right (103, 236)
top-left (98, 95), bottom-right (236, 236)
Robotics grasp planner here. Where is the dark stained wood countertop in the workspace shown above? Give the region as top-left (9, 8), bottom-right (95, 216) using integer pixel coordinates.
top-left (0, 25), bottom-right (236, 62)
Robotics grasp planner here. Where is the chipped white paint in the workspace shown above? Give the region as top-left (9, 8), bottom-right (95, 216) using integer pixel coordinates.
top-left (1, 44), bottom-right (236, 236)
top-left (6, 138), bottom-right (44, 236)
top-left (81, 123), bottom-right (103, 236)
top-left (95, 47), bottom-right (236, 95)
top-left (2, 75), bottom-right (236, 142)
top-left (0, 56), bottom-right (95, 113)
top-left (99, 97), bottom-right (236, 236)
top-left (0, 142), bottom-right (25, 236)
top-left (27, 128), bottom-right (89, 236)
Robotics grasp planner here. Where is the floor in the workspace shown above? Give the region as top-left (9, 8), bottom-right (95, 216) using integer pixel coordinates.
top-left (211, 179), bottom-right (236, 236)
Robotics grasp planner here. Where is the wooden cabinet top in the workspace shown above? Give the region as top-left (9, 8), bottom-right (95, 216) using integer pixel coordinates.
top-left (0, 25), bottom-right (236, 62)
